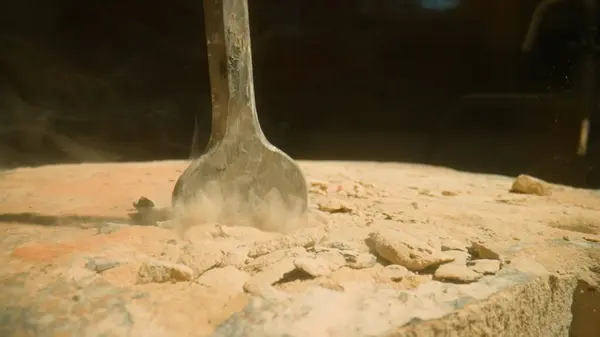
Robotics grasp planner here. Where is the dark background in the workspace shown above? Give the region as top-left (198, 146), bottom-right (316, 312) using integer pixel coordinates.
top-left (0, 0), bottom-right (599, 187)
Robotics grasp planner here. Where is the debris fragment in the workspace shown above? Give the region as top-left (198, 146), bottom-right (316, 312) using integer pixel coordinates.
top-left (468, 259), bottom-right (501, 275)
top-left (308, 180), bottom-right (330, 195)
top-left (345, 183), bottom-right (372, 199)
top-left (84, 257), bottom-right (121, 273)
top-left (418, 189), bottom-right (435, 197)
top-left (243, 258), bottom-right (296, 299)
top-left (470, 241), bottom-right (504, 262)
top-left (294, 257), bottom-right (332, 277)
top-left (129, 196), bottom-right (173, 226)
top-left (244, 247), bottom-right (308, 272)
top-left (317, 199), bottom-right (353, 214)
top-left (343, 252), bottom-right (377, 269)
top-left (510, 174), bottom-right (551, 196)
top-left (434, 263), bottom-right (483, 283)
top-left (443, 250), bottom-right (470, 265)
top-left (441, 238), bottom-right (467, 252)
top-left (133, 196), bottom-right (155, 210)
top-left (441, 190), bottom-right (458, 197)
top-left (316, 239), bottom-right (366, 252)
top-left (367, 230), bottom-right (453, 271)
top-left (377, 264), bottom-right (410, 281)
top-left (315, 250), bottom-right (347, 272)
top-left (136, 260), bottom-right (195, 284)
top-left (248, 227), bottom-right (326, 258)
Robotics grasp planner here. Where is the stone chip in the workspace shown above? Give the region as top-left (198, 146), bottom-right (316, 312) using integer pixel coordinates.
top-left (367, 230), bottom-right (453, 271)
top-left (377, 264), bottom-right (410, 281)
top-left (443, 250), bottom-right (471, 265)
top-left (434, 263), bottom-right (483, 283)
top-left (136, 260), bottom-right (195, 284)
top-left (244, 247), bottom-right (307, 272)
top-left (468, 259), bottom-right (501, 275)
top-left (244, 258), bottom-right (297, 299)
top-left (316, 250), bottom-right (347, 272)
top-left (294, 257), bottom-right (332, 277)
top-left (343, 252), bottom-right (377, 269)
top-left (248, 227), bottom-right (326, 258)
top-left (440, 238), bottom-right (467, 252)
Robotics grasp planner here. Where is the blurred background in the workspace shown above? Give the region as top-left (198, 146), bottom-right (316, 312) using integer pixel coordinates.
top-left (0, 0), bottom-right (599, 188)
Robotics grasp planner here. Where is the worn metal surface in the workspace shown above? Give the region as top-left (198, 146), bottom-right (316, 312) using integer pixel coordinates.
top-left (172, 0), bottom-right (307, 227)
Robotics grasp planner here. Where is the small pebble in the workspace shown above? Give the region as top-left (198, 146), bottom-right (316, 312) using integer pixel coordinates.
top-left (85, 257), bottom-right (121, 273)
top-left (510, 174), bottom-right (551, 196)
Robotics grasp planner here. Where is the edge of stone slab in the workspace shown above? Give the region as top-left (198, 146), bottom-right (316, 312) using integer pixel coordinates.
top-left (210, 261), bottom-right (578, 337)
top-left (388, 272), bottom-right (577, 337)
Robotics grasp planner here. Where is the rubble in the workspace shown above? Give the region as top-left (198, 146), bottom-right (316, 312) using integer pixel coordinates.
top-left (366, 230), bottom-right (454, 271)
top-left (376, 264), bottom-right (410, 281)
top-left (248, 227), bottom-right (327, 258)
top-left (343, 252), bottom-right (377, 269)
top-left (294, 257), bottom-right (333, 277)
top-left (243, 258), bottom-right (297, 299)
top-left (468, 259), bottom-right (501, 275)
top-left (2, 160), bottom-right (598, 337)
top-left (137, 260), bottom-right (195, 284)
top-left (434, 263), bottom-right (483, 283)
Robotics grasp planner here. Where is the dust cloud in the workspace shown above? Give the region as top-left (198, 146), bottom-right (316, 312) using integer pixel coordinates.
top-left (171, 181), bottom-right (309, 235)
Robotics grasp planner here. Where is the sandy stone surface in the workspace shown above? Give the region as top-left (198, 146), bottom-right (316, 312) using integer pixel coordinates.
top-left (1, 160), bottom-right (600, 336)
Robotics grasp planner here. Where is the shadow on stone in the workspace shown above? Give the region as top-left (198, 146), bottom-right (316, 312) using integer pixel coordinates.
top-left (0, 212), bottom-right (128, 227)
top-left (570, 280), bottom-right (600, 337)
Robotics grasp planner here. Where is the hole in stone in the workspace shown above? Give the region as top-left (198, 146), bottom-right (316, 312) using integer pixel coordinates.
top-left (467, 246), bottom-right (480, 259)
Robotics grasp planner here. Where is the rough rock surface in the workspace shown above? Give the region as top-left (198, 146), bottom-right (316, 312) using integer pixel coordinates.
top-left (211, 264), bottom-right (576, 337)
top-left (1, 160), bottom-right (600, 337)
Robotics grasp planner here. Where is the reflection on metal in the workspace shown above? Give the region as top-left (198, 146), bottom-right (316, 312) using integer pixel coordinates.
top-left (421, 0), bottom-right (460, 11)
top-left (578, 118), bottom-right (590, 156)
top-left (522, 0), bottom-right (565, 52)
top-left (523, 0), bottom-right (596, 157)
top-left (579, 0), bottom-right (598, 157)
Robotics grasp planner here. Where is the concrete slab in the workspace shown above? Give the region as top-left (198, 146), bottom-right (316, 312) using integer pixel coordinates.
top-left (0, 160), bottom-right (599, 337)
